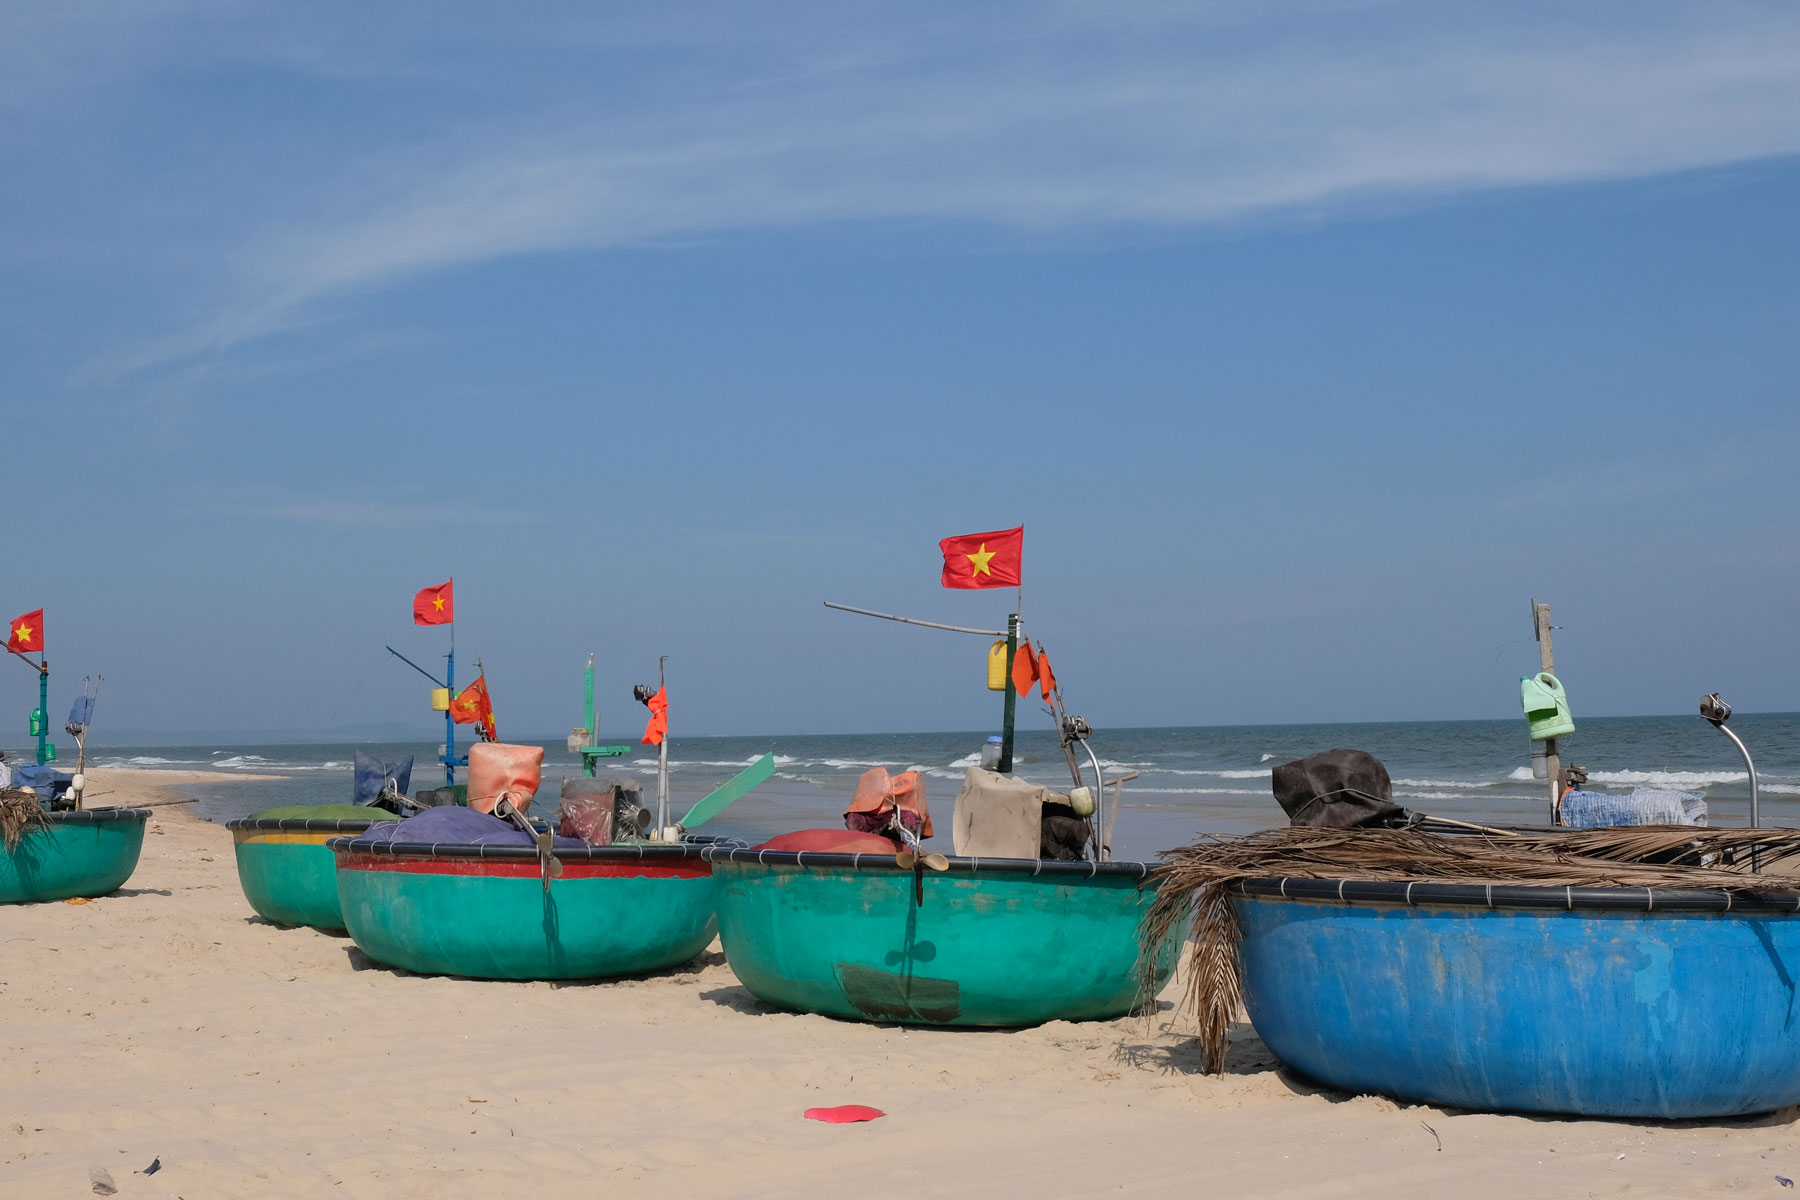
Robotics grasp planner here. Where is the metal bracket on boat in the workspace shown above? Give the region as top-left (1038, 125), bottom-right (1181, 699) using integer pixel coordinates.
top-left (1060, 715), bottom-right (1111, 863)
top-left (1702, 692), bottom-right (1761, 869)
top-left (495, 796), bottom-right (562, 890)
top-left (892, 821), bottom-right (948, 906)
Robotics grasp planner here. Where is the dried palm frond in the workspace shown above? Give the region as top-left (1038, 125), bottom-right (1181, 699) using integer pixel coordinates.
top-left (1138, 825), bottom-right (1800, 1075)
top-left (0, 789), bottom-right (48, 853)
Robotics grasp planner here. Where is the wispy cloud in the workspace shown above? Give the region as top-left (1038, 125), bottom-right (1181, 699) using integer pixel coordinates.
top-left (11, 2), bottom-right (1800, 378)
top-left (186, 484), bottom-right (542, 530)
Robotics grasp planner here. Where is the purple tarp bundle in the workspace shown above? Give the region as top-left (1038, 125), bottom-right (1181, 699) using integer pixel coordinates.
top-left (359, 805), bottom-right (586, 849)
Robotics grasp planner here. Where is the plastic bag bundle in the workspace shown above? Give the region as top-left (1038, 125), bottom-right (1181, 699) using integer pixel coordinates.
top-left (467, 743), bottom-right (544, 815)
top-left (844, 767), bottom-right (932, 839)
top-left (1561, 787), bottom-right (1706, 829)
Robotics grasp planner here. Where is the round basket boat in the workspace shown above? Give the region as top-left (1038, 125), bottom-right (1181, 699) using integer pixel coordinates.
top-left (1233, 878), bottom-right (1800, 1119)
top-left (1, 808), bottom-right (151, 904)
top-left (227, 815), bottom-right (395, 929)
top-left (706, 847), bottom-right (1178, 1027)
top-left (327, 837), bottom-right (720, 981)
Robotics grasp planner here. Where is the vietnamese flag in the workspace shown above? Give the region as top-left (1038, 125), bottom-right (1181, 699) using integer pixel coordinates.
top-left (1011, 639), bottom-right (1039, 698)
top-left (938, 527), bottom-right (1023, 589)
top-left (451, 674), bottom-right (495, 740)
top-left (413, 580), bottom-right (454, 626)
top-left (7, 610), bottom-right (43, 655)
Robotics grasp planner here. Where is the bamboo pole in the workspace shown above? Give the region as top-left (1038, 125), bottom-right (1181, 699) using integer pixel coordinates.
top-left (1532, 600), bottom-right (1560, 825)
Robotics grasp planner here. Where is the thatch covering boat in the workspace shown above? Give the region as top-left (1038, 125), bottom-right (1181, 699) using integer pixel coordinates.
top-left (328, 837), bottom-right (718, 980)
top-left (0, 806), bottom-right (151, 903)
top-left (708, 846), bottom-right (1178, 1026)
top-left (1144, 825), bottom-right (1800, 1119)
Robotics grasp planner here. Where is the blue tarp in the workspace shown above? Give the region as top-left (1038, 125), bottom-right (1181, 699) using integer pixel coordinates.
top-left (359, 805), bottom-right (584, 849)
top-left (10, 764), bottom-right (73, 804)
top-left (352, 751), bottom-right (413, 806)
top-left (64, 695), bottom-right (94, 737)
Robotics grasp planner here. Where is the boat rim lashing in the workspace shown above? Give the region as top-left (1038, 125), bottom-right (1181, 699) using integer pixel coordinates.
top-left (1232, 876), bottom-right (1800, 913)
top-left (699, 845), bottom-right (1157, 878)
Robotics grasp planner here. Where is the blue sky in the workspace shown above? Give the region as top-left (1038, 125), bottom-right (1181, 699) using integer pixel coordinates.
top-left (4, 1), bottom-right (1799, 740)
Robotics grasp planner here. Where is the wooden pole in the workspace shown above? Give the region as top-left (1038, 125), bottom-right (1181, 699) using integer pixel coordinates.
top-left (1532, 599), bottom-right (1560, 825)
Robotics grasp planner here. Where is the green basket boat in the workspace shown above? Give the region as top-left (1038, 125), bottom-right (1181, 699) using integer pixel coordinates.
top-left (1, 808), bottom-right (151, 904)
top-left (705, 847), bottom-right (1179, 1027)
top-left (326, 837), bottom-right (721, 981)
top-left (227, 813), bottom-right (397, 929)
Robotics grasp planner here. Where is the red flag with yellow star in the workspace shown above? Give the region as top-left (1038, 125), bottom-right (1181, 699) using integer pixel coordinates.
top-left (413, 580), bottom-right (454, 626)
top-left (938, 527), bottom-right (1023, 589)
top-left (451, 674), bottom-right (495, 740)
top-left (7, 610), bottom-right (43, 655)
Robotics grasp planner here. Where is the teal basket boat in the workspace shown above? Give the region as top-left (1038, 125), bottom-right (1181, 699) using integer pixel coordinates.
top-left (327, 837), bottom-right (721, 981)
top-left (227, 814), bottom-right (396, 929)
top-left (706, 847), bottom-right (1178, 1027)
top-left (1, 808), bottom-right (151, 903)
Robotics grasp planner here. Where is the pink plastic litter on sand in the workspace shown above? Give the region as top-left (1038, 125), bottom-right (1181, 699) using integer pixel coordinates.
top-left (803, 1105), bottom-right (885, 1124)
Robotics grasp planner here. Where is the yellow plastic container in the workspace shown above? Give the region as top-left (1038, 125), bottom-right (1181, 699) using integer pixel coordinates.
top-left (987, 641), bottom-right (1008, 691)
top-left (430, 687), bottom-right (451, 712)
top-left (1520, 673), bottom-right (1574, 741)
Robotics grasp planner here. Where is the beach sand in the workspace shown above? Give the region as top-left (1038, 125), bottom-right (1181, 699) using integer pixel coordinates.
top-left (2, 769), bottom-right (1797, 1198)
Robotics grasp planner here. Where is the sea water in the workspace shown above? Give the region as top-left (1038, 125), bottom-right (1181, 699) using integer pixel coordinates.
top-left (74, 712), bottom-right (1800, 862)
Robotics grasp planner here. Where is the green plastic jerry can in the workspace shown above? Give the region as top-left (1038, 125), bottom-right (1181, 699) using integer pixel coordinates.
top-left (1520, 672), bottom-right (1575, 741)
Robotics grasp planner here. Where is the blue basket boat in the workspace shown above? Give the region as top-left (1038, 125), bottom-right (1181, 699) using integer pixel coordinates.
top-left (1233, 877), bottom-right (1800, 1119)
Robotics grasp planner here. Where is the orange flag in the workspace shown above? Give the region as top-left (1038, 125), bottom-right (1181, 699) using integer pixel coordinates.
top-left (451, 675), bottom-right (495, 740)
top-left (641, 688), bottom-right (669, 746)
top-left (6, 609), bottom-right (43, 655)
top-left (1011, 640), bottom-right (1038, 698)
top-left (1037, 650), bottom-right (1058, 701)
top-left (413, 580), bottom-right (454, 626)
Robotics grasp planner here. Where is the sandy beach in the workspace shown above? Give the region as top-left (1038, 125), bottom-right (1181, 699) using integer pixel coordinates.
top-left (0, 768), bottom-right (1795, 1198)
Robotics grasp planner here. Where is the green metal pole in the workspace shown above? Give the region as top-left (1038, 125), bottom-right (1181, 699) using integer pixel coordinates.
top-left (583, 654), bottom-right (596, 778)
top-left (998, 613), bottom-right (1019, 773)
top-left (36, 660), bottom-right (48, 765)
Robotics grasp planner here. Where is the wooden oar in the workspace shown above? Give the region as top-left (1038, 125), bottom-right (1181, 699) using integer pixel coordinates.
top-left (674, 753), bottom-right (776, 834)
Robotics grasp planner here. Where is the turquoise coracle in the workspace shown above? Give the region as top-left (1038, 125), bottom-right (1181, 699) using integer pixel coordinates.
top-left (227, 812), bottom-right (396, 929)
top-left (0, 808), bottom-right (149, 903)
top-left (329, 838), bottom-right (720, 981)
top-left (708, 848), bottom-right (1177, 1027)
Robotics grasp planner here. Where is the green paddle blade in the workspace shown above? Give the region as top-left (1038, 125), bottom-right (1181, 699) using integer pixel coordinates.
top-left (679, 752), bottom-right (776, 830)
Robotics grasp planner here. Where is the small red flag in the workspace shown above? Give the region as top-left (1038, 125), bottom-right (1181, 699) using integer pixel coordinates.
top-left (938, 527), bottom-right (1022, 590)
top-left (641, 688), bottom-right (669, 746)
top-left (451, 675), bottom-right (495, 740)
top-left (1037, 650), bottom-right (1057, 701)
top-left (1011, 640), bottom-right (1038, 698)
top-left (6, 609), bottom-right (43, 655)
top-left (413, 580), bottom-right (454, 626)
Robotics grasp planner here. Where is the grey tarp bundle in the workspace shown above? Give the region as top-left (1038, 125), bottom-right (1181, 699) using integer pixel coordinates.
top-left (951, 767), bottom-right (1090, 860)
top-left (353, 751), bottom-right (413, 807)
top-left (1271, 749), bottom-right (1414, 829)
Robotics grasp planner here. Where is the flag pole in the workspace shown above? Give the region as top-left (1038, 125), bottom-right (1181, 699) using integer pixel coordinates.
top-left (443, 581), bottom-right (457, 786)
top-left (998, 613), bottom-right (1019, 774)
top-left (656, 656), bottom-right (669, 836)
top-left (35, 653), bottom-right (48, 766)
